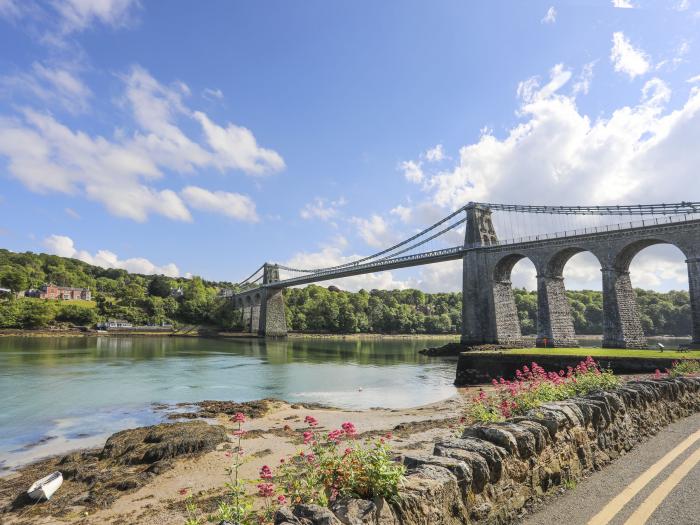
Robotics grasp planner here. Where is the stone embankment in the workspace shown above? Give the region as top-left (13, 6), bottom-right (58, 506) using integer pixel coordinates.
top-left (274, 377), bottom-right (700, 525)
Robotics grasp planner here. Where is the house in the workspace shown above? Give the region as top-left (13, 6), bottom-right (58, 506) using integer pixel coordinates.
top-left (35, 284), bottom-right (92, 301)
top-left (98, 319), bottom-right (133, 329)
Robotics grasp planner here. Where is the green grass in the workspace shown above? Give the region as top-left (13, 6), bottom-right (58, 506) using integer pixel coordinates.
top-left (60, 299), bottom-right (97, 308)
top-left (482, 347), bottom-right (700, 360)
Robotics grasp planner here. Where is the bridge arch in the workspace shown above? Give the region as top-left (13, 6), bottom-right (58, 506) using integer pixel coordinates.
top-left (601, 240), bottom-right (693, 348)
top-left (490, 253), bottom-right (539, 345)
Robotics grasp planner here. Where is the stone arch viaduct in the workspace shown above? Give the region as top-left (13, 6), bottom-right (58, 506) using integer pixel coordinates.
top-left (233, 203), bottom-right (700, 349)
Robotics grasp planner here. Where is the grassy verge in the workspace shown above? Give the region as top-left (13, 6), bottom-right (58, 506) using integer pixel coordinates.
top-left (489, 347), bottom-right (700, 359)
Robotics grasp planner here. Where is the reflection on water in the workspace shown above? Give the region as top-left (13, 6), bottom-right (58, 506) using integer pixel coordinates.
top-left (0, 336), bottom-right (459, 469)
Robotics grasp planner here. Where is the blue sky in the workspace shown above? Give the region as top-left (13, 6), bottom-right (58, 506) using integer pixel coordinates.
top-left (1, 0), bottom-right (699, 292)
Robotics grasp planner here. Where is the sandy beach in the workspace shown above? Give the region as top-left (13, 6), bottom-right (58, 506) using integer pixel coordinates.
top-left (0, 388), bottom-right (481, 525)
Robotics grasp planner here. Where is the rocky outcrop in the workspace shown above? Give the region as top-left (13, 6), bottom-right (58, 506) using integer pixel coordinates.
top-left (275, 377), bottom-right (700, 525)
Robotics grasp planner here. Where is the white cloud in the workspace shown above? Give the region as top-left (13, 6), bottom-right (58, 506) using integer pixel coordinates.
top-left (0, 66), bottom-right (284, 222)
top-left (181, 186), bottom-right (258, 222)
top-left (399, 160), bottom-right (424, 183)
top-left (350, 214), bottom-right (397, 248)
top-left (1, 62), bottom-right (92, 113)
top-left (420, 63), bottom-right (700, 210)
top-left (424, 144), bottom-right (446, 162)
top-left (572, 61), bottom-right (595, 96)
top-left (675, 0), bottom-right (690, 11)
top-left (612, 0), bottom-right (635, 7)
top-left (194, 111), bottom-right (285, 175)
top-left (202, 88), bottom-right (224, 101)
top-left (390, 205), bottom-right (412, 223)
top-left (43, 234), bottom-right (180, 277)
top-left (610, 32), bottom-right (651, 79)
top-left (541, 6), bottom-right (557, 24)
top-left (53, 0), bottom-right (140, 34)
top-left (300, 197), bottom-right (347, 221)
top-left (64, 207), bottom-right (80, 219)
top-left (688, 74), bottom-right (700, 84)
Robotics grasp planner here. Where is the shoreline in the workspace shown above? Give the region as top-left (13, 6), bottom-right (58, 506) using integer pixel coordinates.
top-left (0, 392), bottom-right (478, 524)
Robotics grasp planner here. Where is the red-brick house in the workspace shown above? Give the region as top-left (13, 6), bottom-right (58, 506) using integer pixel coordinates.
top-left (38, 284), bottom-right (92, 301)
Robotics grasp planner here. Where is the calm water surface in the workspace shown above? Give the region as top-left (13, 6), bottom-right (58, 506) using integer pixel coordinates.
top-left (0, 336), bottom-right (459, 470)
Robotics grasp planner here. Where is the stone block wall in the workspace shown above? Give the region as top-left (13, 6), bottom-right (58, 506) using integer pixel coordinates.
top-left (275, 377), bottom-right (700, 525)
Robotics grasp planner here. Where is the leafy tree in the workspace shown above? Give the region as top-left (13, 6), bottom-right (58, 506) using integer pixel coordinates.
top-left (148, 276), bottom-right (173, 298)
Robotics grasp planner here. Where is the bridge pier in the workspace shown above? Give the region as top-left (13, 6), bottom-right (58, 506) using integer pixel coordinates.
top-left (536, 274), bottom-right (578, 347)
top-left (687, 257), bottom-right (700, 347)
top-left (461, 251), bottom-right (527, 347)
top-left (259, 288), bottom-right (288, 337)
top-left (601, 267), bottom-right (647, 349)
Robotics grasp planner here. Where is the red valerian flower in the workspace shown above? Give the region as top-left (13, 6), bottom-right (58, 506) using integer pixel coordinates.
top-left (233, 429), bottom-right (246, 436)
top-left (304, 415), bottom-right (318, 427)
top-left (260, 464), bottom-right (273, 479)
top-left (328, 429), bottom-right (344, 442)
top-left (303, 431), bottom-right (314, 444)
top-left (178, 487), bottom-right (188, 495)
top-left (257, 482), bottom-right (275, 498)
top-left (341, 421), bottom-right (357, 437)
top-left (277, 494), bottom-right (287, 505)
top-left (232, 412), bottom-right (246, 423)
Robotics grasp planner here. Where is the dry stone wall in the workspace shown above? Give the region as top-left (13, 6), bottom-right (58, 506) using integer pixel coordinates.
top-left (274, 377), bottom-right (700, 525)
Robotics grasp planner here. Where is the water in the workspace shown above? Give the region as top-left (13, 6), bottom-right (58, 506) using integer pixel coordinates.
top-left (0, 336), bottom-right (459, 470)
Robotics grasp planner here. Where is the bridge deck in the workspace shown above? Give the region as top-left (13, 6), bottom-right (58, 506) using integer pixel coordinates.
top-left (236, 216), bottom-right (700, 295)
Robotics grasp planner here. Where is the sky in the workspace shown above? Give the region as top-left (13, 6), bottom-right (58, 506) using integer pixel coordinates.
top-left (0, 0), bottom-right (699, 293)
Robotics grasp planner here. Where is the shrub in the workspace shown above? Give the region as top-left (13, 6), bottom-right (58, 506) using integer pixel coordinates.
top-left (667, 360), bottom-right (700, 377)
top-left (468, 357), bottom-right (620, 423)
top-left (275, 419), bottom-right (405, 506)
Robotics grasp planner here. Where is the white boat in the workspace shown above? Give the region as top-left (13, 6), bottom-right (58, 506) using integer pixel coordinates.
top-left (27, 471), bottom-right (63, 501)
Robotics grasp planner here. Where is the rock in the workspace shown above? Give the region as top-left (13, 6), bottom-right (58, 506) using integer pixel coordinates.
top-left (434, 437), bottom-right (506, 484)
top-left (332, 497), bottom-right (395, 525)
top-left (392, 465), bottom-right (468, 525)
top-left (462, 425), bottom-right (518, 455)
top-left (293, 504), bottom-right (342, 525)
top-left (100, 421), bottom-right (226, 464)
top-left (402, 454), bottom-right (472, 489)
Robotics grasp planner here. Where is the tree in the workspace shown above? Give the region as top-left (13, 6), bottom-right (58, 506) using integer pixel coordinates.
top-left (148, 276), bottom-right (173, 298)
top-left (0, 266), bottom-right (28, 294)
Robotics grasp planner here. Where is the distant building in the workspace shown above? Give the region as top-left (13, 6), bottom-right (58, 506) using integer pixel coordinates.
top-left (33, 284), bottom-right (92, 301)
top-left (98, 319), bottom-right (133, 329)
top-left (171, 286), bottom-right (184, 298)
top-left (219, 288), bottom-right (234, 298)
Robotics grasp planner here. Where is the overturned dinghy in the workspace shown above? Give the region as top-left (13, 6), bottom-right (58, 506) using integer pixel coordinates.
top-left (27, 471), bottom-right (63, 501)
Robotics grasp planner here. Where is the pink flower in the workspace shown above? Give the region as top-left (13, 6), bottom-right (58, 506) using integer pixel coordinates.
top-left (306, 453), bottom-right (316, 463)
top-left (328, 429), bottom-right (344, 442)
top-left (344, 447), bottom-right (352, 456)
top-left (341, 422), bottom-right (357, 437)
top-left (232, 412), bottom-right (246, 423)
top-left (260, 465), bottom-right (273, 479)
top-left (224, 451), bottom-right (232, 458)
top-left (304, 415), bottom-right (318, 427)
top-left (277, 494), bottom-right (287, 505)
top-left (257, 482), bottom-right (275, 498)
top-left (384, 432), bottom-right (393, 439)
top-left (303, 431), bottom-right (314, 444)
top-left (178, 487), bottom-right (188, 496)
top-left (233, 429), bottom-right (246, 436)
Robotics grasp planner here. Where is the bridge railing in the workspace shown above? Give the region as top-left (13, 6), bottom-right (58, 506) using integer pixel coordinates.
top-left (470, 213), bottom-right (699, 249)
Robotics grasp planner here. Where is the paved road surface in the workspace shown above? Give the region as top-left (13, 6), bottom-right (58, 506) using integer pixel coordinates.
top-left (520, 412), bottom-right (700, 525)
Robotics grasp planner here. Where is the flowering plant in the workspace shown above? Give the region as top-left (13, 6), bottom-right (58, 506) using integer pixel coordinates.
top-left (468, 357), bottom-right (620, 423)
top-left (666, 359), bottom-right (700, 377)
top-left (275, 419), bottom-right (404, 506)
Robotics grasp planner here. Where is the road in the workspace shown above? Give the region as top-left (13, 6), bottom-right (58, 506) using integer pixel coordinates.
top-left (520, 412), bottom-right (700, 525)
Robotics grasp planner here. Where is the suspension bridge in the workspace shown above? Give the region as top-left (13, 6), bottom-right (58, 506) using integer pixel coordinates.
top-left (231, 202), bottom-right (700, 349)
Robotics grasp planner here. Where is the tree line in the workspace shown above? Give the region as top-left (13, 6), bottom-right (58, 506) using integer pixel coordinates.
top-left (0, 249), bottom-right (692, 336)
top-left (283, 285), bottom-right (692, 337)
